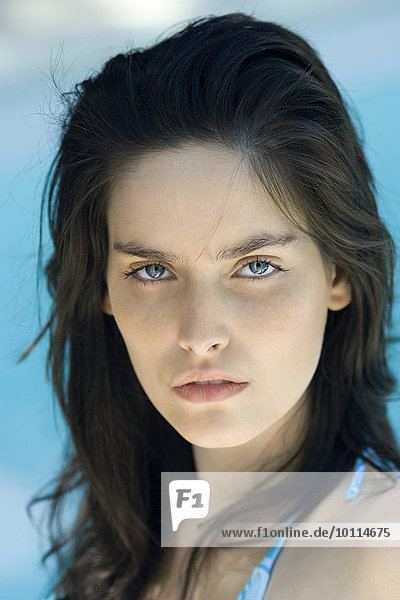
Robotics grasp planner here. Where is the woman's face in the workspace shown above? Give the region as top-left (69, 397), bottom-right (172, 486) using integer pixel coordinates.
top-left (103, 144), bottom-right (351, 448)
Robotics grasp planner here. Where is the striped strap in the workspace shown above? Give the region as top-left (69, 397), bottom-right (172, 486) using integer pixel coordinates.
top-left (236, 536), bottom-right (286, 600)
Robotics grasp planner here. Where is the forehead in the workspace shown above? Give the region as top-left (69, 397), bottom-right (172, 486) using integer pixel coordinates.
top-left (107, 143), bottom-right (300, 259)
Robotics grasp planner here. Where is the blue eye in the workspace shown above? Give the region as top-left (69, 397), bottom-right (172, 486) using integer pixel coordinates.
top-left (143, 264), bottom-right (166, 279)
top-left (247, 260), bottom-right (271, 275)
top-left (123, 263), bottom-right (172, 282)
top-left (239, 259), bottom-right (281, 278)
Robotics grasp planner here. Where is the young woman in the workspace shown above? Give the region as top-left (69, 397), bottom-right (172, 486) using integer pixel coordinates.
top-left (25, 12), bottom-right (400, 600)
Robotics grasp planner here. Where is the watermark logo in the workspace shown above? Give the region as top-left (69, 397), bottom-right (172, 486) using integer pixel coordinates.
top-left (169, 480), bottom-right (210, 531)
top-left (162, 471), bottom-right (400, 546)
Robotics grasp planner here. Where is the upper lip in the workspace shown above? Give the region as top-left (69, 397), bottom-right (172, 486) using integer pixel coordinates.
top-left (172, 370), bottom-right (247, 387)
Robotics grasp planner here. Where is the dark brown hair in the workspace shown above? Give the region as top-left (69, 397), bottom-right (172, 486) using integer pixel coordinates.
top-left (24, 13), bottom-right (399, 600)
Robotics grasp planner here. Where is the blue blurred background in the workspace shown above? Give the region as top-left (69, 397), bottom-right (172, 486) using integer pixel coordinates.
top-left (1, 1), bottom-right (399, 598)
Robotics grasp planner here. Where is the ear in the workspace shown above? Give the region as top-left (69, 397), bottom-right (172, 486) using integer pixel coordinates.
top-left (102, 288), bottom-right (114, 315)
top-left (328, 265), bottom-right (352, 311)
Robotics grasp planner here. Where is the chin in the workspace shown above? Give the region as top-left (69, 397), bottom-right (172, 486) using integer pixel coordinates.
top-left (178, 424), bottom-right (257, 449)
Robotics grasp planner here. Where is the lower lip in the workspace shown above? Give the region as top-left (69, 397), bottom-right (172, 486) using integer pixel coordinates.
top-left (173, 382), bottom-right (248, 403)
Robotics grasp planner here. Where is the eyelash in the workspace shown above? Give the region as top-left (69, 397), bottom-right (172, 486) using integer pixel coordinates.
top-left (122, 257), bottom-right (288, 286)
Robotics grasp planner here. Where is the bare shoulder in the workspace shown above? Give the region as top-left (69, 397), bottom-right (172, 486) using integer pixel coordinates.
top-left (341, 464), bottom-right (400, 597)
top-left (354, 547), bottom-right (400, 598)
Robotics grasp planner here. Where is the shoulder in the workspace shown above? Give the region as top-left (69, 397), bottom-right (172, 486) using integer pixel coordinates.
top-left (340, 462), bottom-right (400, 599)
top-left (353, 547), bottom-right (400, 598)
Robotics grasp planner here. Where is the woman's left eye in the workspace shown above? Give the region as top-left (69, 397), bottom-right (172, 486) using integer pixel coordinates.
top-left (236, 259), bottom-right (285, 279)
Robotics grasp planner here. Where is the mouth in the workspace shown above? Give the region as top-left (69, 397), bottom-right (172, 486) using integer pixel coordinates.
top-left (172, 370), bottom-right (247, 387)
top-left (172, 371), bottom-right (248, 403)
top-left (190, 379), bottom-right (233, 385)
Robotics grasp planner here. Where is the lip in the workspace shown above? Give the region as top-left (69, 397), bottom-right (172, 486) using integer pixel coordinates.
top-left (171, 370), bottom-right (247, 387)
top-left (173, 381), bottom-right (249, 403)
top-left (172, 370), bottom-right (248, 403)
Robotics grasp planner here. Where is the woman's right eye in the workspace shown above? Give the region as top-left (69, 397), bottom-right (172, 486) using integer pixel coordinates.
top-left (123, 263), bottom-right (173, 283)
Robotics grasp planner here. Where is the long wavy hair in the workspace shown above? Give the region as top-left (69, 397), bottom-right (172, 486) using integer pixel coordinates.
top-left (23, 13), bottom-right (399, 600)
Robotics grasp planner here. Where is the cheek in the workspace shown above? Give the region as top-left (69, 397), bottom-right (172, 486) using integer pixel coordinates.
top-left (236, 278), bottom-right (328, 349)
top-left (109, 283), bottom-right (177, 358)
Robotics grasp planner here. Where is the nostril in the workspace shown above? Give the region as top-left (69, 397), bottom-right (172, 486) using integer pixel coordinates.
top-left (177, 323), bottom-right (230, 356)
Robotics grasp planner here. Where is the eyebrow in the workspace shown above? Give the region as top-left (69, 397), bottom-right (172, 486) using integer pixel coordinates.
top-left (113, 232), bottom-right (296, 263)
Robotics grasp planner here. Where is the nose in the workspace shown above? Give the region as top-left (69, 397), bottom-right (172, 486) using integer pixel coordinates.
top-left (177, 283), bottom-right (230, 356)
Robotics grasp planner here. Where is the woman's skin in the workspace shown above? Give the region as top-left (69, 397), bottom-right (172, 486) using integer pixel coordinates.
top-left (102, 143), bottom-right (352, 473)
top-left (102, 143), bottom-right (400, 599)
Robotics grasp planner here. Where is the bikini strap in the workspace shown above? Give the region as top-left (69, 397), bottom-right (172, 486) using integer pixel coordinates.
top-left (345, 456), bottom-right (367, 500)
